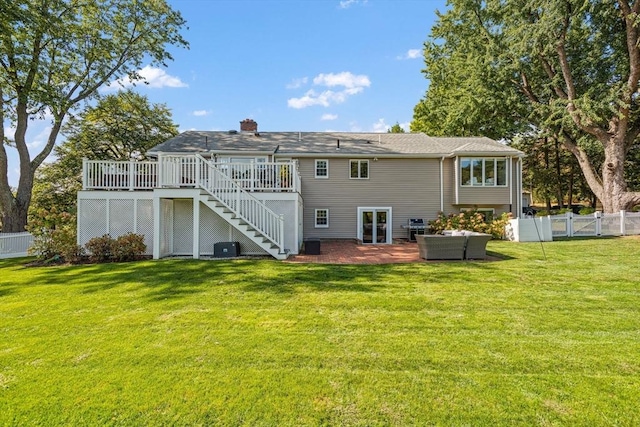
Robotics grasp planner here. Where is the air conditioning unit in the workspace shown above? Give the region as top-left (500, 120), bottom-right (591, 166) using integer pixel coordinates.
top-left (214, 242), bottom-right (240, 258)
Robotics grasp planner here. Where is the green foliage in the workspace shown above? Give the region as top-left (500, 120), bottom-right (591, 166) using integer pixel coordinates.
top-left (0, 0), bottom-right (188, 231)
top-left (387, 122), bottom-right (406, 133)
top-left (85, 233), bottom-right (146, 263)
top-left (112, 233), bottom-right (147, 262)
top-left (2, 238), bottom-right (640, 424)
top-left (26, 208), bottom-right (84, 262)
top-left (428, 210), bottom-right (512, 239)
top-left (30, 90), bottom-right (179, 214)
top-left (412, 0), bottom-right (640, 212)
top-left (85, 235), bottom-right (114, 263)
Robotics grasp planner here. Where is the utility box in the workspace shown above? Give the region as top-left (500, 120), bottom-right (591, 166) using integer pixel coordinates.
top-left (214, 242), bottom-right (240, 258)
top-left (304, 238), bottom-right (321, 255)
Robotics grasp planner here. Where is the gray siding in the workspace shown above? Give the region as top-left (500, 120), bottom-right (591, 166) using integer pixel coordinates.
top-left (299, 157), bottom-right (442, 240)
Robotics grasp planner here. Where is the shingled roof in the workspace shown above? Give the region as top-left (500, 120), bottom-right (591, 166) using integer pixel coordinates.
top-left (148, 131), bottom-right (524, 158)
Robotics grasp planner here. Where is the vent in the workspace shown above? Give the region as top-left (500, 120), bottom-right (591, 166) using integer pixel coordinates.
top-left (228, 130), bottom-right (238, 134)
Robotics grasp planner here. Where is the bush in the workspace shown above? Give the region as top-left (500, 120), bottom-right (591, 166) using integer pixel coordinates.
top-left (429, 210), bottom-right (512, 239)
top-left (579, 207), bottom-right (596, 215)
top-left (112, 233), bottom-right (147, 262)
top-left (85, 235), bottom-right (114, 263)
top-left (85, 233), bottom-right (146, 263)
top-left (27, 208), bottom-right (84, 262)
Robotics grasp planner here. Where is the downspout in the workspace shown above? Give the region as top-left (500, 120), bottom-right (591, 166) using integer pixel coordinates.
top-left (454, 156), bottom-right (459, 206)
top-left (517, 157), bottom-right (523, 218)
top-left (440, 157), bottom-right (445, 212)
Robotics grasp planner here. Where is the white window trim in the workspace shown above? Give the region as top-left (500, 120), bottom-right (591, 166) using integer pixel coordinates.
top-left (349, 159), bottom-right (369, 179)
top-left (460, 157), bottom-right (508, 187)
top-left (315, 159), bottom-right (329, 179)
top-left (314, 209), bottom-right (329, 228)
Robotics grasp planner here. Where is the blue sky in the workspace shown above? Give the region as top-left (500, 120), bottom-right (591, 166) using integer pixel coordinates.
top-left (5, 0), bottom-right (447, 186)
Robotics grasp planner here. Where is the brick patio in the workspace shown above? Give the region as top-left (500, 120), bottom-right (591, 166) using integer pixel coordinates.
top-left (285, 239), bottom-right (427, 264)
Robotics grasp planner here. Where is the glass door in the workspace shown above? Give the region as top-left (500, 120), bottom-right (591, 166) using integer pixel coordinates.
top-left (358, 207), bottom-right (392, 244)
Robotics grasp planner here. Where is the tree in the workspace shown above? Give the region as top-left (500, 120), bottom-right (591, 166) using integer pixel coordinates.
top-left (31, 90), bottom-right (179, 214)
top-left (387, 122), bottom-right (406, 133)
top-left (0, 0), bottom-right (188, 232)
top-left (412, 0), bottom-right (640, 213)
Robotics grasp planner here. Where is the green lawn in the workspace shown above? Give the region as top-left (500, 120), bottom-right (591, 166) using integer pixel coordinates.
top-left (1, 238), bottom-right (639, 426)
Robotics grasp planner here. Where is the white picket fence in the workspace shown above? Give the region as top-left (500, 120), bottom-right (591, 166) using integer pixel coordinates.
top-left (0, 232), bottom-right (34, 259)
top-left (548, 211), bottom-right (640, 237)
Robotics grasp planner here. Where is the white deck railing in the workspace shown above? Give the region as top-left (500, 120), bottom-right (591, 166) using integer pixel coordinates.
top-left (195, 155), bottom-right (284, 252)
top-left (83, 159), bottom-right (158, 190)
top-left (0, 232), bottom-right (34, 259)
top-left (83, 156), bottom-right (299, 193)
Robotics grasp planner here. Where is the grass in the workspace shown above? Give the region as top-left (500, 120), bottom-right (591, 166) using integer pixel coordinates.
top-left (1, 237), bottom-right (639, 426)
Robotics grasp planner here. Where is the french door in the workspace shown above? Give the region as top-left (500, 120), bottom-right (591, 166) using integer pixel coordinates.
top-left (358, 207), bottom-right (392, 244)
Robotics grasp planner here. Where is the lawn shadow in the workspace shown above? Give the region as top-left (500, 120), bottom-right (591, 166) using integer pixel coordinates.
top-left (240, 263), bottom-right (390, 294)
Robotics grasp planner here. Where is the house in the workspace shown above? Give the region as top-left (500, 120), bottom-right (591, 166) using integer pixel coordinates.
top-left (77, 119), bottom-right (525, 259)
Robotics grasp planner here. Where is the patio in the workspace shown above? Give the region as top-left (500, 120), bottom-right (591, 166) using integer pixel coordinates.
top-left (285, 239), bottom-right (498, 264)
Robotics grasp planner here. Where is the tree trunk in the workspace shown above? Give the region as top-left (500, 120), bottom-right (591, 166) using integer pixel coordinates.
top-left (1, 197), bottom-right (29, 232)
top-left (554, 138), bottom-right (563, 208)
top-left (601, 137), bottom-right (640, 212)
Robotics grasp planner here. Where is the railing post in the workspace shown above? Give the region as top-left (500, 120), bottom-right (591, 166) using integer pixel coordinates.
top-left (620, 210), bottom-right (626, 235)
top-left (567, 211), bottom-right (573, 237)
top-left (195, 155), bottom-right (201, 188)
top-left (82, 158), bottom-right (88, 190)
top-left (128, 160), bottom-right (135, 191)
top-left (595, 211), bottom-right (601, 236)
top-left (279, 214), bottom-right (285, 253)
top-left (158, 154), bottom-right (164, 187)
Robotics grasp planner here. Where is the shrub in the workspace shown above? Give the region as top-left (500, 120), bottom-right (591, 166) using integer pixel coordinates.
top-left (428, 210), bottom-right (512, 239)
top-left (579, 207), bottom-right (596, 215)
top-left (85, 235), bottom-right (113, 263)
top-left (112, 233), bottom-right (146, 262)
top-left (27, 208), bottom-right (84, 262)
top-left (85, 233), bottom-right (146, 263)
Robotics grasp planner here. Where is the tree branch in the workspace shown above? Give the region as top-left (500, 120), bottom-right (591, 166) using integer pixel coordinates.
top-left (560, 131), bottom-right (604, 202)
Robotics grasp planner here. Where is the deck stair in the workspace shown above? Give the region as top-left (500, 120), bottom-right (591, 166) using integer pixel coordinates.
top-left (194, 154), bottom-right (287, 260)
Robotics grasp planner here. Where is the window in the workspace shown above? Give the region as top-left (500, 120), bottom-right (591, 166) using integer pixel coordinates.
top-left (350, 160), bottom-right (369, 179)
top-left (315, 159), bottom-right (329, 178)
top-left (315, 209), bottom-right (329, 228)
top-left (460, 158), bottom-right (507, 187)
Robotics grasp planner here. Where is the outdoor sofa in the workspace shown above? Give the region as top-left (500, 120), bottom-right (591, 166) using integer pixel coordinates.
top-left (416, 231), bottom-right (492, 260)
top-left (415, 235), bottom-right (466, 260)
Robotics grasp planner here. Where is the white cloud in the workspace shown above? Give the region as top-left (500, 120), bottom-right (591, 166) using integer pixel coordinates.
top-left (288, 71), bottom-right (370, 109)
top-left (321, 113), bottom-right (338, 121)
top-left (397, 49), bottom-right (422, 60)
top-left (286, 77), bottom-right (308, 89)
top-left (372, 119), bottom-right (389, 133)
top-left (339, 0), bottom-right (367, 9)
top-left (192, 110), bottom-right (210, 117)
top-left (313, 72), bottom-right (370, 89)
top-left (26, 126), bottom-right (52, 150)
top-left (105, 65), bottom-right (187, 90)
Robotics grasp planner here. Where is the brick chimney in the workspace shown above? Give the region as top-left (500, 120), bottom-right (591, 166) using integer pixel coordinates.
top-left (240, 118), bottom-right (258, 132)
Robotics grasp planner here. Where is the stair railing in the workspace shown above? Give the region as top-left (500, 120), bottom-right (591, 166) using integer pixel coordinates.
top-left (194, 154), bottom-right (284, 253)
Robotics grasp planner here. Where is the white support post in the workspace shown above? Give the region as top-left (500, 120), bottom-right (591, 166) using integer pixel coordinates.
top-left (193, 197), bottom-right (200, 259)
top-left (595, 211), bottom-right (601, 236)
top-left (620, 210), bottom-right (626, 235)
top-left (153, 196), bottom-right (161, 259)
top-left (567, 211), bottom-right (574, 237)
